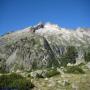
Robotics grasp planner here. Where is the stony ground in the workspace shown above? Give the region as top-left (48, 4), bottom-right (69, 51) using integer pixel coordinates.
top-left (32, 70), bottom-right (90, 90)
top-left (0, 64), bottom-right (90, 90)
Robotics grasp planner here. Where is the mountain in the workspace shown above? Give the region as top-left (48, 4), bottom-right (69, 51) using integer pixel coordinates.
top-left (0, 22), bottom-right (90, 72)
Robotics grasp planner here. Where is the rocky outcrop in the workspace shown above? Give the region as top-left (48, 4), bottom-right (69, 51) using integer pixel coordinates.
top-left (30, 23), bottom-right (44, 32)
top-left (0, 33), bottom-right (59, 72)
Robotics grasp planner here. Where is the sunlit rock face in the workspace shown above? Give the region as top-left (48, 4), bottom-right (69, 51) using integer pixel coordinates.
top-left (0, 22), bottom-right (90, 72)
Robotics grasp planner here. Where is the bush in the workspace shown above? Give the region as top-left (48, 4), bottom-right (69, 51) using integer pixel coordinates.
top-left (65, 66), bottom-right (85, 74)
top-left (46, 68), bottom-right (60, 77)
top-left (0, 73), bottom-right (34, 90)
top-left (0, 68), bottom-right (7, 74)
top-left (0, 58), bottom-right (7, 74)
top-left (66, 46), bottom-right (78, 64)
top-left (27, 74), bottom-right (31, 78)
top-left (84, 52), bottom-right (90, 62)
top-left (78, 63), bottom-right (85, 67)
top-left (60, 55), bottom-right (69, 67)
top-left (60, 46), bottom-right (78, 67)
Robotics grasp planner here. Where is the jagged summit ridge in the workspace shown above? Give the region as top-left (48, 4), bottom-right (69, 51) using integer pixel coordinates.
top-left (1, 22), bottom-right (90, 46)
top-left (2, 22), bottom-right (90, 37)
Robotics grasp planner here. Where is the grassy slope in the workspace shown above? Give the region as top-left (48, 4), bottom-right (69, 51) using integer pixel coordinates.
top-left (0, 64), bottom-right (90, 90)
top-left (32, 68), bottom-right (90, 90)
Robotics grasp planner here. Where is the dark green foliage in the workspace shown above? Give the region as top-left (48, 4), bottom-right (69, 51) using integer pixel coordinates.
top-left (0, 67), bottom-right (7, 73)
top-left (0, 73), bottom-right (34, 90)
top-left (65, 66), bottom-right (85, 74)
top-left (27, 74), bottom-right (31, 78)
top-left (60, 55), bottom-right (69, 67)
top-left (60, 46), bottom-right (78, 67)
top-left (78, 63), bottom-right (85, 67)
top-left (0, 58), bottom-right (7, 73)
top-left (84, 52), bottom-right (90, 62)
top-left (66, 46), bottom-right (78, 64)
top-left (46, 68), bottom-right (60, 77)
top-left (36, 73), bottom-right (45, 78)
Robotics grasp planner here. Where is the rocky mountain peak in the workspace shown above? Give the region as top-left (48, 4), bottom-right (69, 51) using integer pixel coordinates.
top-left (0, 22), bottom-right (90, 72)
top-left (44, 22), bottom-right (61, 30)
top-left (28, 22), bottom-right (61, 33)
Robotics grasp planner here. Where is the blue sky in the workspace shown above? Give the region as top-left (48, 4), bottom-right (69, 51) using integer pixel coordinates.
top-left (0, 0), bottom-right (90, 35)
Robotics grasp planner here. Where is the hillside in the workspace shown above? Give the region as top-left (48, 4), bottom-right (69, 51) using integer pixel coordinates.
top-left (0, 22), bottom-right (90, 72)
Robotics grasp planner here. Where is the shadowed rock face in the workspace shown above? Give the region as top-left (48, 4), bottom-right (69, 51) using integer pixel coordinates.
top-left (30, 23), bottom-right (44, 32)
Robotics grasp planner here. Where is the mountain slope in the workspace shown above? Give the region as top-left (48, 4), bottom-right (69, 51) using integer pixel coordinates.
top-left (0, 22), bottom-right (90, 72)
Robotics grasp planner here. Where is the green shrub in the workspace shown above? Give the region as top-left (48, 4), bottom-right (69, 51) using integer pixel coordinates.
top-left (0, 58), bottom-right (7, 74)
top-left (36, 73), bottom-right (44, 78)
top-left (46, 68), bottom-right (60, 77)
top-left (0, 73), bottom-right (34, 90)
top-left (84, 52), bottom-right (90, 62)
top-left (66, 46), bottom-right (78, 64)
top-left (60, 46), bottom-right (78, 67)
top-left (65, 66), bottom-right (85, 74)
top-left (60, 55), bottom-right (68, 67)
top-left (78, 63), bottom-right (85, 67)
top-left (27, 74), bottom-right (31, 78)
top-left (0, 68), bottom-right (7, 74)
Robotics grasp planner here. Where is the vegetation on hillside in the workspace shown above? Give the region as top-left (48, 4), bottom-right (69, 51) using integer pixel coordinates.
top-left (46, 68), bottom-right (60, 77)
top-left (0, 58), bottom-right (7, 73)
top-left (0, 73), bottom-right (34, 90)
top-left (60, 46), bottom-right (78, 67)
top-left (84, 51), bottom-right (90, 62)
top-left (64, 66), bottom-right (85, 74)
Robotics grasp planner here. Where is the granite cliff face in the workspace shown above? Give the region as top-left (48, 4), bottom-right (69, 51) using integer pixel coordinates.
top-left (0, 23), bottom-right (90, 72)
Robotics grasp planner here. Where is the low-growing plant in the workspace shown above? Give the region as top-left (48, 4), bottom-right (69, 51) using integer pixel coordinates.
top-left (0, 73), bottom-right (34, 90)
top-left (78, 63), bottom-right (85, 67)
top-left (46, 68), bottom-right (60, 77)
top-left (0, 58), bottom-right (7, 74)
top-left (64, 66), bottom-right (85, 74)
top-left (0, 68), bottom-right (7, 74)
top-left (60, 46), bottom-right (78, 67)
top-left (84, 51), bottom-right (90, 62)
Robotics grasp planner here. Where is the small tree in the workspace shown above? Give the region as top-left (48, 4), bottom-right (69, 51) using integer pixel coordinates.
top-left (60, 46), bottom-right (78, 67)
top-left (84, 52), bottom-right (90, 62)
top-left (66, 46), bottom-right (78, 64)
top-left (60, 54), bottom-right (68, 67)
top-left (0, 58), bottom-right (7, 73)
